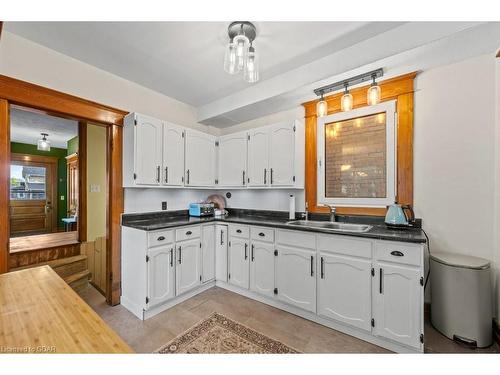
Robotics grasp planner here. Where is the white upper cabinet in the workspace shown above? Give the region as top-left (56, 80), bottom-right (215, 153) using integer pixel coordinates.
top-left (133, 114), bottom-right (163, 186)
top-left (162, 122), bottom-right (185, 186)
top-left (247, 128), bottom-right (269, 187)
top-left (176, 238), bottom-right (201, 295)
top-left (269, 121), bottom-right (296, 186)
top-left (318, 252), bottom-right (372, 331)
top-left (373, 261), bottom-right (423, 349)
top-left (147, 245), bottom-right (175, 308)
top-left (218, 132), bottom-right (248, 187)
top-left (185, 130), bottom-right (216, 187)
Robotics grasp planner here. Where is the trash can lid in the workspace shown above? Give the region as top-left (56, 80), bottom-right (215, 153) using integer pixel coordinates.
top-left (430, 251), bottom-right (490, 270)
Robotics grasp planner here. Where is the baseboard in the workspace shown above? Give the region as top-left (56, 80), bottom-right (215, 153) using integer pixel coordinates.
top-left (494, 319), bottom-right (500, 345)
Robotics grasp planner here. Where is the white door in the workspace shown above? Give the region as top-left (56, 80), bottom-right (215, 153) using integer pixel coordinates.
top-left (147, 246), bottom-right (175, 308)
top-left (228, 237), bottom-right (249, 289)
top-left (250, 241), bottom-right (275, 298)
top-left (215, 224), bottom-right (228, 282)
top-left (275, 245), bottom-right (316, 313)
top-left (162, 122), bottom-right (185, 186)
top-left (185, 130), bottom-right (216, 186)
top-left (201, 225), bottom-right (215, 283)
top-left (269, 122), bottom-right (295, 186)
top-left (247, 128), bottom-right (269, 186)
top-left (373, 261), bottom-right (423, 349)
top-left (134, 114), bottom-right (162, 185)
top-left (318, 252), bottom-right (372, 331)
top-left (218, 132), bottom-right (248, 186)
top-left (176, 238), bottom-right (201, 295)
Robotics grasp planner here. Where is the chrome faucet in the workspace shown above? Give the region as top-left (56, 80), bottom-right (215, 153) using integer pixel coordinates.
top-left (327, 205), bottom-right (337, 222)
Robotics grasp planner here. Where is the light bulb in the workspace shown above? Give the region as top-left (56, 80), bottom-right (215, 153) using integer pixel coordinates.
top-left (341, 92), bottom-right (353, 112)
top-left (244, 46), bottom-right (259, 83)
top-left (233, 34), bottom-right (249, 58)
top-left (367, 84), bottom-right (381, 105)
top-left (37, 133), bottom-right (51, 151)
top-left (223, 42), bottom-right (237, 74)
top-left (316, 95), bottom-right (327, 117)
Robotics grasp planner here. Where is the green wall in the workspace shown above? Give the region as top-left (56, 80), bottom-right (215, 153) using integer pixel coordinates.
top-left (11, 142), bottom-right (68, 229)
top-left (67, 136), bottom-right (78, 155)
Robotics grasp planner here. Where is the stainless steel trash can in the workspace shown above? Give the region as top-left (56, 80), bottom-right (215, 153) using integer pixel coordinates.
top-left (430, 251), bottom-right (492, 348)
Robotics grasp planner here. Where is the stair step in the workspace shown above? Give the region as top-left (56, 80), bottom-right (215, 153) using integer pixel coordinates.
top-left (13, 254), bottom-right (87, 272)
top-left (64, 269), bottom-right (90, 293)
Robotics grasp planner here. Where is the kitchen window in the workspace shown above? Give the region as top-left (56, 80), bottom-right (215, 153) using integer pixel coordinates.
top-left (317, 100), bottom-right (396, 207)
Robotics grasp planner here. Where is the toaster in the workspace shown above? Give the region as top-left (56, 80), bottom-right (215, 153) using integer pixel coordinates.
top-left (189, 203), bottom-right (215, 217)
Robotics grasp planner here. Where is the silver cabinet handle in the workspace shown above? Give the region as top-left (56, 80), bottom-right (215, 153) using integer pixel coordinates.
top-left (170, 248), bottom-right (174, 267)
top-left (242, 170), bottom-right (245, 185)
top-left (156, 166), bottom-right (160, 183)
top-left (251, 244), bottom-right (255, 262)
top-left (186, 230), bottom-right (192, 236)
top-left (320, 257), bottom-right (324, 279)
top-left (178, 246), bottom-right (182, 264)
top-left (157, 236), bottom-right (165, 241)
top-left (264, 169), bottom-right (267, 185)
top-left (270, 168), bottom-right (274, 185)
top-left (220, 230), bottom-right (224, 245)
top-left (310, 255), bottom-right (314, 277)
top-left (379, 268), bottom-right (383, 294)
top-left (165, 166), bottom-right (168, 184)
top-left (244, 243), bottom-right (248, 260)
top-left (186, 169), bottom-right (190, 185)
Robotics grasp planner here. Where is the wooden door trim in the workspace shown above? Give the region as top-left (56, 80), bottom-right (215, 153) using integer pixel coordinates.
top-left (302, 72), bottom-right (416, 216)
top-left (0, 75), bottom-right (126, 307)
top-left (78, 121), bottom-right (87, 243)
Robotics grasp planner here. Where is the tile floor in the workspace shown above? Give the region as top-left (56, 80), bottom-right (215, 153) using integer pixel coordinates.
top-left (79, 285), bottom-right (500, 354)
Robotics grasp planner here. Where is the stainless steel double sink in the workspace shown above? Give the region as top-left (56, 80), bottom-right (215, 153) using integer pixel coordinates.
top-left (285, 220), bottom-right (372, 233)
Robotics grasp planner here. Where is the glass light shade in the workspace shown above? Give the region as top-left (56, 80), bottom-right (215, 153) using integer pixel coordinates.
top-left (367, 84), bottom-right (381, 105)
top-left (244, 48), bottom-right (259, 83)
top-left (223, 42), bottom-right (238, 74)
top-left (37, 138), bottom-right (51, 152)
top-left (233, 34), bottom-right (249, 58)
top-left (341, 92), bottom-right (353, 112)
top-left (317, 99), bottom-right (328, 117)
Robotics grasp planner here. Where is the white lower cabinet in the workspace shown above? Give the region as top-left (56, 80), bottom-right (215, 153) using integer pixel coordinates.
top-left (275, 245), bottom-right (316, 313)
top-left (215, 224), bottom-right (228, 282)
top-left (147, 245), bottom-right (175, 308)
top-left (318, 252), bottom-right (372, 331)
top-left (201, 225), bottom-right (215, 283)
top-left (373, 260), bottom-right (423, 349)
top-left (249, 241), bottom-right (275, 298)
top-left (175, 238), bottom-right (201, 295)
top-left (228, 237), bottom-right (249, 289)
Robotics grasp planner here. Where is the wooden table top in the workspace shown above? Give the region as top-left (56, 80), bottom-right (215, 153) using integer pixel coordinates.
top-left (0, 266), bottom-right (132, 353)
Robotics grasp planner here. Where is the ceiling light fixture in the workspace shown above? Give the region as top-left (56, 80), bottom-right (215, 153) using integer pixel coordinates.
top-left (37, 133), bottom-right (51, 151)
top-left (224, 21), bottom-right (259, 83)
top-left (313, 68), bottom-right (383, 114)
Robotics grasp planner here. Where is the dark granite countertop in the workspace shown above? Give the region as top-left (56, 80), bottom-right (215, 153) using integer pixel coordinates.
top-left (122, 209), bottom-right (426, 244)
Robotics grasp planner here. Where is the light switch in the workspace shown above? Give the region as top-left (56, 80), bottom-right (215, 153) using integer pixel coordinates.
top-left (60, 196), bottom-right (65, 201)
top-left (90, 184), bottom-right (101, 193)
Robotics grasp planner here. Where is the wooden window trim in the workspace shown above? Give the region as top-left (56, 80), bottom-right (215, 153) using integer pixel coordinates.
top-left (0, 75), bottom-right (127, 307)
top-left (302, 72), bottom-right (416, 216)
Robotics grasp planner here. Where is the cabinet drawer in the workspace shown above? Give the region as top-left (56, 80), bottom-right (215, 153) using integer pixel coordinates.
top-left (175, 226), bottom-right (201, 242)
top-left (317, 234), bottom-right (372, 259)
top-left (148, 229), bottom-right (174, 248)
top-left (250, 227), bottom-right (274, 243)
top-left (276, 229), bottom-right (316, 250)
top-left (375, 241), bottom-right (422, 267)
top-left (229, 224), bottom-right (250, 238)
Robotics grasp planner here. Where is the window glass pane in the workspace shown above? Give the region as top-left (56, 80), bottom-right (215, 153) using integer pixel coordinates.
top-left (10, 164), bottom-right (47, 200)
top-left (324, 112), bottom-right (386, 198)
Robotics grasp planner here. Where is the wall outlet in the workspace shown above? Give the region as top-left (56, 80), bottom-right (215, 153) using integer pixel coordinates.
top-left (162, 201), bottom-right (167, 210)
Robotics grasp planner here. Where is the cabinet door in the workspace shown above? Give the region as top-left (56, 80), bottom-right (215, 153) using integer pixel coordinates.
top-left (201, 225), bottom-right (215, 283)
top-left (185, 130), bottom-right (216, 186)
top-left (134, 114), bottom-right (162, 185)
top-left (162, 122), bottom-right (185, 186)
top-left (228, 237), bottom-right (249, 289)
top-left (248, 128), bottom-right (269, 186)
top-left (269, 122), bottom-right (295, 186)
top-left (147, 245), bottom-right (175, 308)
top-left (176, 238), bottom-right (201, 295)
top-left (218, 132), bottom-right (248, 186)
top-left (276, 245), bottom-right (316, 313)
top-left (318, 252), bottom-right (372, 331)
top-left (250, 241), bottom-right (275, 298)
top-left (373, 261), bottom-right (423, 349)
top-left (215, 224), bottom-right (228, 282)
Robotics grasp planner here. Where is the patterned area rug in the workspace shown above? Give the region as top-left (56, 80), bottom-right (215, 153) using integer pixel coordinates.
top-left (156, 312), bottom-right (300, 354)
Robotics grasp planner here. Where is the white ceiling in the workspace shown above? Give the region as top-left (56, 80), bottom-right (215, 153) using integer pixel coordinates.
top-left (10, 107), bottom-right (78, 149)
top-left (4, 21), bottom-right (388, 106)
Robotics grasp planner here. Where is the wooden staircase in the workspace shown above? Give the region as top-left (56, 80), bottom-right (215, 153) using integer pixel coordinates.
top-left (12, 255), bottom-right (90, 293)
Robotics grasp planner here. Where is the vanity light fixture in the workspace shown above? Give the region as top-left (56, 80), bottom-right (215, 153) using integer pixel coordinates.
top-left (223, 22), bottom-right (259, 83)
top-left (313, 68), bottom-right (383, 113)
top-left (37, 133), bottom-right (51, 152)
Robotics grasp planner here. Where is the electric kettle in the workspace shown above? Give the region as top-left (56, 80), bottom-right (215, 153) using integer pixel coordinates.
top-left (385, 203), bottom-right (415, 228)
